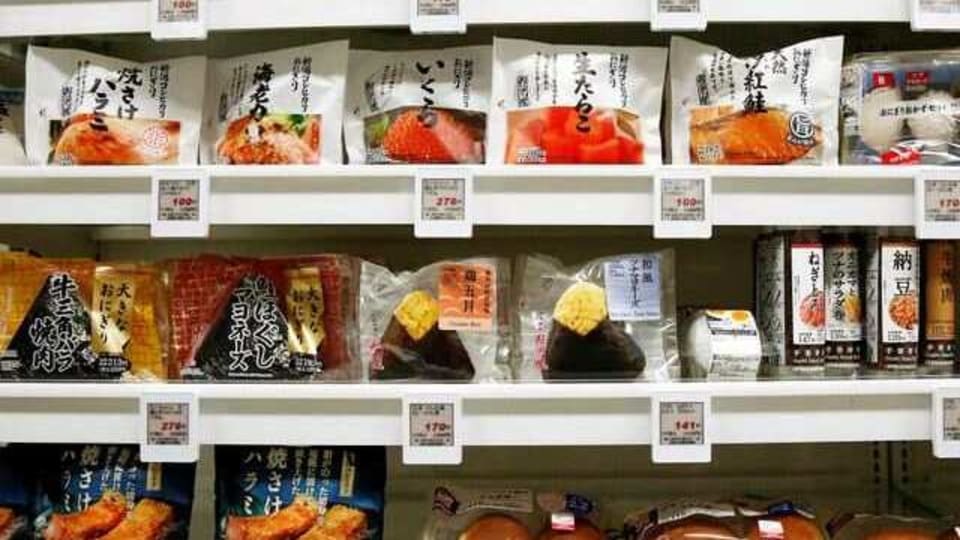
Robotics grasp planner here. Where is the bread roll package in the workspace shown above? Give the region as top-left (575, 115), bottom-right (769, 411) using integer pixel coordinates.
top-left (0, 88), bottom-right (26, 164)
top-left (624, 499), bottom-right (826, 540)
top-left (828, 514), bottom-right (959, 540)
top-left (515, 253), bottom-right (678, 382)
top-left (25, 45), bottom-right (205, 165)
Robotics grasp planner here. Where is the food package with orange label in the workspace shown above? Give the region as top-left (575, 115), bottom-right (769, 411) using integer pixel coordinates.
top-left (490, 37), bottom-right (667, 165)
top-left (0, 253), bottom-right (167, 380)
top-left (828, 514), bottom-right (959, 540)
top-left (921, 241), bottom-right (956, 373)
top-left (0, 446), bottom-right (32, 540)
top-left (863, 233), bottom-right (921, 372)
top-left (681, 309), bottom-right (762, 380)
top-left (25, 45), bottom-right (205, 165)
top-left (823, 231), bottom-right (865, 375)
top-left (669, 36), bottom-right (843, 165)
top-left (203, 41), bottom-right (348, 165)
top-left (515, 253), bottom-right (678, 382)
top-left (358, 257), bottom-right (511, 381)
top-left (345, 46), bottom-right (490, 164)
top-left (624, 499), bottom-right (826, 540)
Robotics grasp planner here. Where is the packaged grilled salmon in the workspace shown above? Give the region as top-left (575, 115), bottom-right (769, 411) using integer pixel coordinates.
top-left (0, 88), bottom-right (26, 164)
top-left (491, 37), bottom-right (667, 165)
top-left (25, 45), bottom-right (205, 165)
top-left (345, 46), bottom-right (490, 165)
top-left (203, 41), bottom-right (348, 165)
top-left (0, 447), bottom-right (31, 540)
top-left (34, 445), bottom-right (195, 540)
top-left (216, 446), bottom-right (385, 540)
top-left (359, 258), bottom-right (511, 382)
top-left (167, 254), bottom-right (359, 381)
top-left (669, 36), bottom-right (844, 165)
top-left (0, 254), bottom-right (167, 380)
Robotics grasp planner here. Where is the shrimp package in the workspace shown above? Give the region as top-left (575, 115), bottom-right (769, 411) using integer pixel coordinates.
top-left (216, 446), bottom-right (385, 540)
top-left (25, 45), bottom-right (205, 165)
top-left (491, 37), bottom-right (667, 165)
top-left (34, 444), bottom-right (195, 539)
top-left (669, 36), bottom-right (844, 165)
top-left (203, 41), bottom-right (348, 165)
top-left (345, 46), bottom-right (490, 164)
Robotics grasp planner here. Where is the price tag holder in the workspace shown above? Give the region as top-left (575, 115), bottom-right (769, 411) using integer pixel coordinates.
top-left (414, 168), bottom-right (474, 238)
top-left (140, 390), bottom-right (199, 463)
top-left (650, 0), bottom-right (707, 31)
top-left (914, 170), bottom-right (960, 239)
top-left (932, 388), bottom-right (960, 458)
top-left (150, 0), bottom-right (207, 40)
top-left (410, 0), bottom-right (466, 34)
top-left (651, 393), bottom-right (712, 463)
top-left (151, 168), bottom-right (210, 238)
top-left (911, 0), bottom-right (960, 31)
top-left (402, 394), bottom-right (463, 465)
top-left (654, 171), bottom-right (712, 239)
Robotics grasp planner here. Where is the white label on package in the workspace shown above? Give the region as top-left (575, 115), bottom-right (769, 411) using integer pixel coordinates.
top-left (414, 169), bottom-right (473, 238)
top-left (150, 0), bottom-right (206, 40)
top-left (917, 172), bottom-right (960, 239)
top-left (652, 393), bottom-right (712, 463)
top-left (933, 389), bottom-right (960, 458)
top-left (651, 0), bottom-right (707, 31)
top-left (654, 173), bottom-right (712, 239)
top-left (150, 168), bottom-right (209, 238)
top-left (410, 0), bottom-right (466, 34)
top-left (603, 256), bottom-right (662, 321)
top-left (912, 0), bottom-right (960, 31)
top-left (402, 395), bottom-right (463, 465)
top-left (140, 391), bottom-right (199, 463)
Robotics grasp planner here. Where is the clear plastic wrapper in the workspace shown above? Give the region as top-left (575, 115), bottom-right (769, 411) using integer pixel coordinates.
top-left (624, 499), bottom-right (826, 540)
top-left (681, 309), bottom-right (762, 380)
top-left (359, 258), bottom-right (511, 382)
top-left (0, 87), bottom-right (26, 164)
top-left (827, 514), bottom-right (958, 540)
top-left (515, 253), bottom-right (678, 382)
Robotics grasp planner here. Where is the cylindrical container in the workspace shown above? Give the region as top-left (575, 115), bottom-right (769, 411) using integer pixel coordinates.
top-left (922, 241), bottom-right (956, 373)
top-left (865, 233), bottom-right (920, 371)
top-left (823, 230), bottom-right (864, 375)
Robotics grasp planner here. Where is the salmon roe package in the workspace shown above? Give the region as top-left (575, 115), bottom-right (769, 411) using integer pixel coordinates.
top-left (490, 37), bottom-right (667, 165)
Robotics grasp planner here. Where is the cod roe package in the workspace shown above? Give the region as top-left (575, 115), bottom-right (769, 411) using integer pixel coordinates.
top-left (25, 45), bottom-right (205, 165)
top-left (624, 499), bottom-right (825, 540)
top-left (203, 41), bottom-right (348, 165)
top-left (345, 46), bottom-right (490, 164)
top-left (515, 253), bottom-right (678, 381)
top-left (491, 37), bottom-right (667, 165)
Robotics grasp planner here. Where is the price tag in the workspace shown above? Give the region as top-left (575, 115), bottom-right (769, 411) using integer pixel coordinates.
top-left (150, 0), bottom-right (207, 40)
top-left (151, 168), bottom-right (210, 238)
top-left (650, 0), bottom-right (707, 31)
top-left (654, 171), bottom-right (712, 239)
top-left (651, 393), bottom-right (712, 463)
top-left (402, 395), bottom-right (463, 465)
top-left (911, 0), bottom-right (960, 31)
top-left (140, 391), bottom-right (199, 463)
top-left (410, 0), bottom-right (466, 34)
top-left (933, 388), bottom-right (960, 458)
top-left (914, 170), bottom-right (960, 239)
top-left (414, 168), bottom-right (473, 238)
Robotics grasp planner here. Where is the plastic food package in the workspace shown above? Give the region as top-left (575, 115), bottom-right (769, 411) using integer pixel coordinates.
top-left (670, 36), bottom-right (844, 165)
top-left (828, 514), bottom-right (958, 540)
top-left (823, 232), bottom-right (865, 373)
top-left (359, 258), bottom-right (511, 382)
top-left (0, 254), bottom-right (167, 380)
top-left (25, 45), bottom-right (205, 165)
top-left (922, 241), bottom-right (956, 372)
top-left (491, 37), bottom-right (667, 165)
top-left (841, 49), bottom-right (960, 165)
top-left (864, 234), bottom-right (921, 371)
top-left (624, 499), bottom-right (826, 540)
top-left (0, 447), bottom-right (31, 540)
top-left (345, 46), bottom-right (490, 164)
top-left (0, 88), bottom-right (26, 164)
top-left (166, 254), bottom-right (359, 381)
top-left (216, 446), bottom-right (385, 540)
top-left (34, 444), bottom-right (195, 540)
top-left (681, 309), bottom-right (762, 380)
top-left (203, 41), bottom-right (348, 165)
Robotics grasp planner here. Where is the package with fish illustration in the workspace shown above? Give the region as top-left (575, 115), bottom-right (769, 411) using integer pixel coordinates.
top-left (669, 36), bottom-right (844, 165)
top-left (24, 45), bottom-right (205, 165)
top-left (203, 41), bottom-right (348, 165)
top-left (34, 444), bottom-right (195, 540)
top-left (0, 447), bottom-right (32, 540)
top-left (216, 446), bottom-right (385, 540)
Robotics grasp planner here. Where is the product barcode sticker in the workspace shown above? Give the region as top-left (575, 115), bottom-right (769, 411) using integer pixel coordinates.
top-left (402, 395), bottom-right (463, 465)
top-left (438, 263), bottom-right (496, 332)
top-left (150, 0), bottom-right (207, 40)
top-left (915, 171), bottom-right (960, 239)
top-left (654, 172), bottom-right (713, 239)
top-left (410, 0), bottom-right (467, 34)
top-left (140, 391), bottom-right (199, 463)
top-left (911, 0), bottom-right (960, 31)
top-left (414, 169), bottom-right (474, 238)
top-left (651, 393), bottom-right (712, 463)
top-left (650, 0), bottom-right (708, 31)
top-left (151, 168), bottom-right (210, 238)
top-left (933, 389), bottom-right (960, 458)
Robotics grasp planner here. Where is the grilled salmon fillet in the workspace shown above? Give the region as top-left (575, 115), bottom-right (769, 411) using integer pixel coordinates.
top-left (44, 491), bottom-right (128, 540)
top-left (225, 496), bottom-right (320, 540)
top-left (689, 108), bottom-right (821, 164)
top-left (99, 498), bottom-right (175, 540)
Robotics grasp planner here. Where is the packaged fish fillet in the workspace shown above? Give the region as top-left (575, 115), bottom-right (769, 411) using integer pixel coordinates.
top-left (0, 447), bottom-right (31, 540)
top-left (216, 446), bottom-right (385, 540)
top-left (25, 45), bottom-right (205, 165)
top-left (491, 37), bottom-right (667, 165)
top-left (841, 49), bottom-right (960, 165)
top-left (515, 253), bottom-right (678, 382)
top-left (0, 88), bottom-right (26, 164)
top-left (670, 36), bottom-right (844, 165)
top-left (203, 41), bottom-right (348, 165)
top-left (345, 46), bottom-right (490, 164)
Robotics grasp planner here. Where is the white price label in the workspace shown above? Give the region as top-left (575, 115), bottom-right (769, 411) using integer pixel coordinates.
top-left (654, 172), bottom-right (712, 239)
top-left (410, 0), bottom-right (466, 34)
top-left (150, 0), bottom-right (207, 40)
top-left (140, 391), bottom-right (199, 463)
top-left (915, 171), bottom-right (960, 239)
top-left (151, 168), bottom-right (210, 238)
top-left (651, 393), bottom-right (712, 463)
top-left (402, 395), bottom-right (463, 465)
top-left (933, 389), bottom-right (960, 458)
top-left (911, 0), bottom-right (960, 31)
top-left (414, 169), bottom-right (473, 238)
top-left (651, 0), bottom-right (707, 31)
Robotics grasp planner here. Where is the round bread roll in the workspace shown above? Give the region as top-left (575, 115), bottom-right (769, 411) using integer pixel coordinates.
top-left (459, 514), bottom-right (534, 540)
top-left (938, 528), bottom-right (960, 540)
top-left (649, 517), bottom-right (739, 540)
top-left (538, 519), bottom-right (604, 539)
top-left (746, 515), bottom-right (825, 540)
top-left (864, 529), bottom-right (938, 540)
